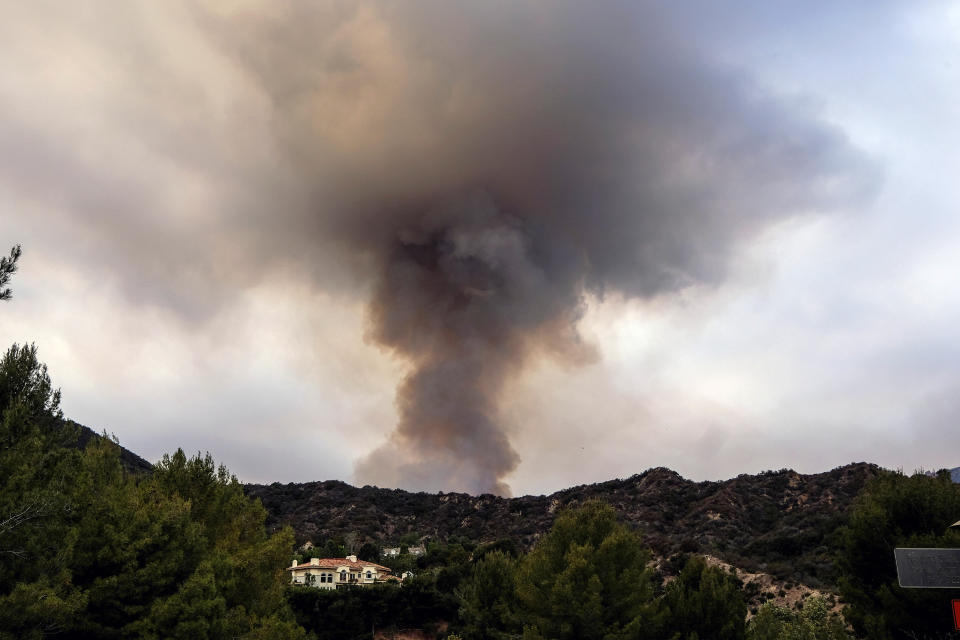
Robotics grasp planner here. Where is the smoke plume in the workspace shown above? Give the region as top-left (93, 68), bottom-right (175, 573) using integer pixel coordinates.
top-left (196, 1), bottom-right (875, 495)
top-left (0, 2), bottom-right (878, 494)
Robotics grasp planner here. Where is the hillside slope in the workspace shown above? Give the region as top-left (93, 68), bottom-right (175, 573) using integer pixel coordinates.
top-left (71, 420), bottom-right (153, 474)
top-left (246, 462), bottom-right (878, 587)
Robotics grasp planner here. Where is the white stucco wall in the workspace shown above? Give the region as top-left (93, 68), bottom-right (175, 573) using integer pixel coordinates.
top-left (289, 560), bottom-right (388, 589)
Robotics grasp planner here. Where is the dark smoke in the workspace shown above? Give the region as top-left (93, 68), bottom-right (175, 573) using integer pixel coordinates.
top-left (193, 1), bottom-right (877, 495)
top-left (358, 192), bottom-right (595, 495)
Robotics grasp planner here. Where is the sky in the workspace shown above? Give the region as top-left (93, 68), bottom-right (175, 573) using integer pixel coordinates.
top-left (1, 1), bottom-right (958, 496)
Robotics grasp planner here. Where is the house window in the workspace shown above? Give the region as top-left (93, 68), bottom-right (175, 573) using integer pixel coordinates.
top-left (366, 571), bottom-right (372, 579)
top-left (319, 574), bottom-right (326, 583)
top-left (340, 571), bottom-right (347, 581)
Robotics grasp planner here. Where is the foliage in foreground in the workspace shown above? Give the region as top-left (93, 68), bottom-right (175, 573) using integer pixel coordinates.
top-left (287, 576), bottom-right (457, 640)
top-left (837, 469), bottom-right (960, 640)
top-left (514, 501), bottom-right (663, 640)
top-left (0, 343), bottom-right (306, 639)
top-left (454, 501), bottom-right (745, 640)
top-left (747, 597), bottom-right (852, 640)
top-left (660, 555), bottom-right (747, 640)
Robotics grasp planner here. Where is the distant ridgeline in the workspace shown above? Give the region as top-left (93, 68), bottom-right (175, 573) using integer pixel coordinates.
top-left (70, 420), bottom-right (153, 475)
top-left (245, 462), bottom-right (882, 588)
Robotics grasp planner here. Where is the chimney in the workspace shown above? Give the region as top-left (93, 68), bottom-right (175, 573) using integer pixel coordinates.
top-left (292, 559), bottom-right (298, 567)
top-left (346, 554), bottom-right (357, 563)
top-left (311, 557), bottom-right (320, 565)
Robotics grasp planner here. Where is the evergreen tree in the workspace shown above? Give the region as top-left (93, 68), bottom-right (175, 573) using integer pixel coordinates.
top-left (659, 555), bottom-right (746, 640)
top-left (66, 445), bottom-right (305, 638)
top-left (0, 344), bottom-right (85, 639)
top-left (0, 244), bottom-right (21, 302)
top-left (319, 538), bottom-right (347, 559)
top-left (358, 541), bottom-right (380, 562)
top-left (514, 501), bottom-right (662, 640)
top-left (457, 550), bottom-right (518, 640)
top-left (0, 343), bottom-right (309, 639)
top-left (837, 469), bottom-right (960, 640)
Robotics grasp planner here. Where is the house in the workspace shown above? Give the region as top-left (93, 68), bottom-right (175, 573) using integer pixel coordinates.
top-left (288, 555), bottom-right (393, 589)
top-left (381, 547), bottom-right (401, 558)
top-left (407, 545), bottom-right (426, 556)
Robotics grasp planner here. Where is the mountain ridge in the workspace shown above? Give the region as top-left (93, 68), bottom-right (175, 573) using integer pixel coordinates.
top-left (69, 423), bottom-right (955, 589)
top-left (245, 461), bottom-right (883, 587)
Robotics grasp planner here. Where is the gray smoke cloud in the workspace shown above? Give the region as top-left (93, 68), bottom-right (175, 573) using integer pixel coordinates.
top-left (0, 2), bottom-right (878, 494)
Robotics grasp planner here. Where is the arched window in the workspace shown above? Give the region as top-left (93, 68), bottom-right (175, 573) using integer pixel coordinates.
top-left (366, 571), bottom-right (372, 579)
top-left (340, 570), bottom-right (347, 581)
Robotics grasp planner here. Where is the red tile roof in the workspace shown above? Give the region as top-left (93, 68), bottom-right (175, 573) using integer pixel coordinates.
top-left (287, 558), bottom-right (391, 572)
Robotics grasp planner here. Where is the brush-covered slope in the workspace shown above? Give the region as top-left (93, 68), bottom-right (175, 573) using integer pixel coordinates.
top-left (246, 462), bottom-right (879, 587)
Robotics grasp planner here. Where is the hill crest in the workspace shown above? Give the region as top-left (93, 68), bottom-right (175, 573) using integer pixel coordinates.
top-left (246, 462), bottom-right (881, 587)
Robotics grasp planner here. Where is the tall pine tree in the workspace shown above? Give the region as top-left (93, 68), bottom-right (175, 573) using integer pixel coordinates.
top-left (514, 501), bottom-right (663, 640)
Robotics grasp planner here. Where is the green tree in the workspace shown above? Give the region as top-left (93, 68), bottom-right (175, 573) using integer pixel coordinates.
top-left (0, 344), bottom-right (85, 639)
top-left (457, 550), bottom-right (518, 640)
top-left (747, 596), bottom-right (852, 640)
top-left (287, 576), bottom-right (458, 640)
top-left (0, 244), bottom-right (21, 301)
top-left (381, 551), bottom-right (415, 575)
top-left (659, 555), bottom-right (746, 640)
top-left (0, 343), bottom-right (309, 639)
top-left (514, 501), bottom-right (662, 640)
top-left (137, 449), bottom-right (303, 638)
top-left (318, 538), bottom-right (347, 559)
top-left (474, 538), bottom-right (519, 561)
top-left (358, 541), bottom-right (380, 562)
top-left (0, 343), bottom-right (72, 554)
top-left (836, 469), bottom-right (960, 640)
top-left (400, 531), bottom-right (421, 548)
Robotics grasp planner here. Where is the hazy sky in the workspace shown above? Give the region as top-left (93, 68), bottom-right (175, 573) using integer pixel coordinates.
top-left (1, 1), bottom-right (958, 495)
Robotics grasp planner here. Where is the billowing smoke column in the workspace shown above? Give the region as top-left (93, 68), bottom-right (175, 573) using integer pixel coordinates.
top-left (200, 2), bottom-right (876, 494)
top-left (357, 193), bottom-right (594, 495)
